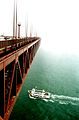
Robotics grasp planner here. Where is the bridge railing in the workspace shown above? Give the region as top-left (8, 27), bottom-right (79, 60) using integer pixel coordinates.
top-left (0, 37), bottom-right (40, 49)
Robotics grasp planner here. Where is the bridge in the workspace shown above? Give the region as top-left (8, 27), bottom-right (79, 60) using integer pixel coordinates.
top-left (0, 37), bottom-right (41, 120)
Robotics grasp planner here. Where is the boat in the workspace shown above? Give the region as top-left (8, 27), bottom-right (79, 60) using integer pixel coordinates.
top-left (28, 88), bottom-right (50, 99)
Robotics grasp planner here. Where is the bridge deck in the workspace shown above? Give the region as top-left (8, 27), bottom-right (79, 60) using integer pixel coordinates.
top-left (0, 37), bottom-right (41, 120)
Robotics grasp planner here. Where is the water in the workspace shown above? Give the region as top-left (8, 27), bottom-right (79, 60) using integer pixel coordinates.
top-left (9, 48), bottom-right (79, 120)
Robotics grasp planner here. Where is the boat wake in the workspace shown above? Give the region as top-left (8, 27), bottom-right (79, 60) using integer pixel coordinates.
top-left (28, 88), bottom-right (79, 106)
top-left (43, 93), bottom-right (79, 106)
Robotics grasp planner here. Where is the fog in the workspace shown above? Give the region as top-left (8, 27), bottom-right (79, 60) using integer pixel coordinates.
top-left (0, 0), bottom-right (79, 54)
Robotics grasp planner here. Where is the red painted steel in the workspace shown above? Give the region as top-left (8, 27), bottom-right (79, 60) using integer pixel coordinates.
top-left (0, 38), bottom-right (41, 120)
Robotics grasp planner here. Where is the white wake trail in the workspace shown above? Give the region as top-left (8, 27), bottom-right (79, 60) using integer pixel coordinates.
top-left (43, 93), bottom-right (79, 105)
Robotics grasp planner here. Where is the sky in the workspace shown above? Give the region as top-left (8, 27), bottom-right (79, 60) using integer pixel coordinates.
top-left (0, 0), bottom-right (79, 54)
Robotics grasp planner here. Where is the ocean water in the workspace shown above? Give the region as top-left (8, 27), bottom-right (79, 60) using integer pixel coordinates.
top-left (9, 48), bottom-right (79, 120)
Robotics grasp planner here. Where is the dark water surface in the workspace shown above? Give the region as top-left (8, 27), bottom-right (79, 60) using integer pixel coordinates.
top-left (9, 48), bottom-right (79, 120)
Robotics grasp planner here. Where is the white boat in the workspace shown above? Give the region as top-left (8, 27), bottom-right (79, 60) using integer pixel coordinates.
top-left (28, 88), bottom-right (50, 99)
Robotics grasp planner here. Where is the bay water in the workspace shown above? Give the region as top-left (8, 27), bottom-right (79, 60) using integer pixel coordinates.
top-left (9, 48), bottom-right (79, 120)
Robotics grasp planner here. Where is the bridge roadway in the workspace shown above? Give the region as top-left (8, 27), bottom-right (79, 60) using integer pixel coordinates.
top-left (0, 37), bottom-right (41, 120)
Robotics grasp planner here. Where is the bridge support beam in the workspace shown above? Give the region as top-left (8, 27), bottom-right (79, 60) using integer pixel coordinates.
top-left (0, 39), bottom-right (40, 120)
